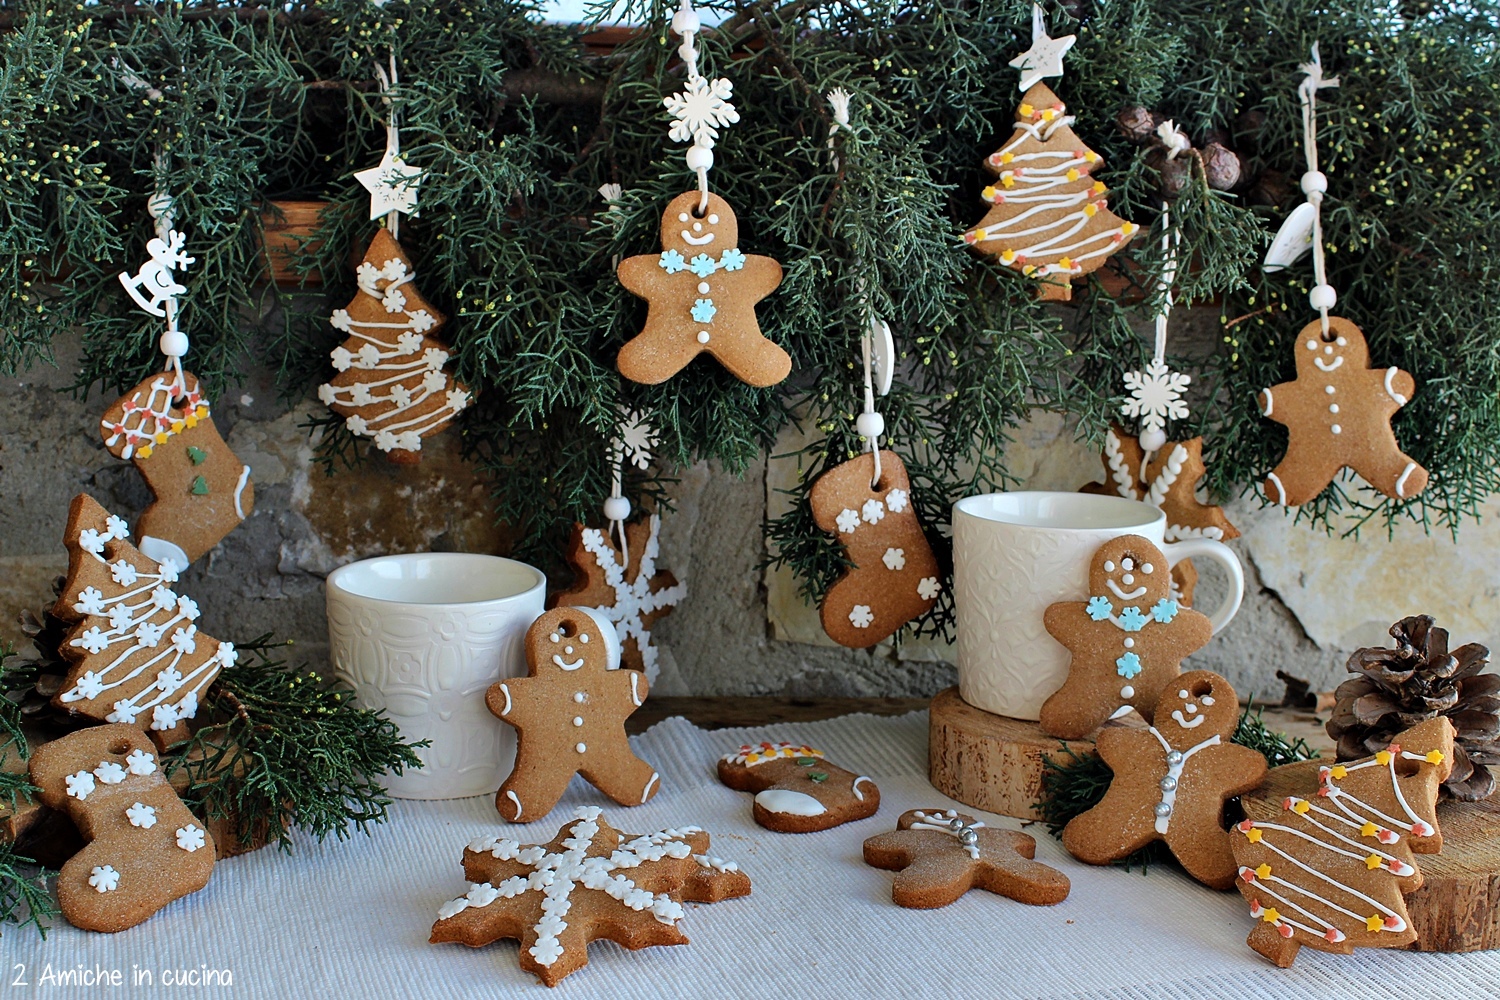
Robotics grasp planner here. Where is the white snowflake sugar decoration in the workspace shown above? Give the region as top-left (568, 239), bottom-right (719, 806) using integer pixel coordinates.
top-left (1121, 358), bottom-right (1190, 436)
top-left (664, 76), bottom-right (738, 148)
top-left (835, 508), bottom-right (860, 534)
top-left (917, 577), bottom-right (942, 601)
top-left (89, 865), bottom-right (120, 893)
top-left (126, 802), bottom-right (158, 829)
top-left (849, 605), bottom-right (874, 629)
top-left (176, 824), bottom-right (207, 853)
top-left (610, 409), bottom-right (656, 471)
top-left (882, 547), bottom-right (906, 571)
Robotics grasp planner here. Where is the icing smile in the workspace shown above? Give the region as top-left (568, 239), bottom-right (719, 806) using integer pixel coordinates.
top-left (680, 230), bottom-right (715, 245)
top-left (1172, 709), bottom-right (1206, 729)
top-left (1314, 356), bottom-right (1344, 372)
top-left (1107, 580), bottom-right (1148, 600)
top-left (552, 654), bottom-right (584, 671)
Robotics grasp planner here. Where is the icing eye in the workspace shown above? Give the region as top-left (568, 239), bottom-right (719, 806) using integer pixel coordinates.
top-left (550, 633), bottom-right (560, 644)
top-left (708, 214), bottom-right (720, 224)
top-left (1141, 563), bottom-right (1154, 574)
top-left (1201, 695), bottom-right (1215, 706)
top-left (1178, 689), bottom-right (1189, 699)
top-left (1122, 558), bottom-right (1134, 571)
top-left (1336, 336), bottom-right (1347, 346)
top-left (1306, 339), bottom-right (1318, 350)
top-left (678, 212), bottom-right (689, 222)
top-left (580, 633), bottom-right (590, 643)
top-left (1103, 560), bottom-right (1115, 572)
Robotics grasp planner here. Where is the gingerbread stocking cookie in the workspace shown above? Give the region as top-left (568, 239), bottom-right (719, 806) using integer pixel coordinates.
top-left (717, 741), bottom-right (878, 833)
top-left (1039, 535), bottom-right (1212, 740)
top-left (487, 607), bottom-right (660, 822)
top-left (616, 191), bottom-right (787, 387)
top-left (1062, 671), bottom-right (1267, 889)
top-left (1232, 717), bottom-right (1453, 967)
top-left (809, 451), bottom-right (942, 647)
top-left (100, 372), bottom-right (254, 570)
top-left (30, 724), bottom-right (214, 931)
top-left (1259, 317), bottom-right (1428, 506)
top-left (1080, 426), bottom-right (1238, 605)
top-left (863, 808), bottom-right (1070, 908)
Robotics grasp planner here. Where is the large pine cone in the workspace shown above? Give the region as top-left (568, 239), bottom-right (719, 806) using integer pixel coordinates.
top-left (1328, 615), bottom-right (1500, 800)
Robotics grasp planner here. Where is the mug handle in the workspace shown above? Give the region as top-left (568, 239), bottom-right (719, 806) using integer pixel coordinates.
top-left (1160, 538), bottom-right (1244, 635)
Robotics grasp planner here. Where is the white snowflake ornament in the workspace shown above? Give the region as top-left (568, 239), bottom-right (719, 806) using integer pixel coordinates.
top-left (610, 409), bottom-right (656, 471)
top-left (663, 76), bottom-right (738, 148)
top-left (1121, 358), bottom-right (1190, 447)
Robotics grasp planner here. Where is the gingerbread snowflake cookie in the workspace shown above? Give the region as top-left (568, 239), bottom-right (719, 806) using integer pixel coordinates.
top-left (616, 191), bottom-right (787, 387)
top-left (863, 808), bottom-right (1070, 909)
top-left (550, 516), bottom-right (685, 681)
top-left (487, 607), bottom-right (660, 822)
top-left (809, 450), bottom-right (942, 647)
top-left (100, 371), bottom-right (253, 569)
top-left (1080, 426), bottom-right (1238, 605)
top-left (1039, 534), bottom-right (1212, 740)
top-left (717, 741), bottom-right (878, 833)
top-left (51, 494), bottom-right (238, 748)
top-left (1062, 671), bottom-right (1267, 889)
top-left (1233, 717), bottom-right (1453, 967)
top-left (1259, 317), bottom-right (1427, 506)
top-left (30, 724), bottom-right (214, 932)
top-left (430, 807), bottom-right (751, 987)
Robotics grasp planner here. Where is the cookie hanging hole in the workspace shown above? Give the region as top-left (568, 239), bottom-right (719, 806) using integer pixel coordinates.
top-left (870, 473), bottom-right (890, 494)
top-left (1320, 327), bottom-right (1338, 344)
top-left (108, 738), bottom-right (133, 756)
top-left (1189, 677), bottom-right (1213, 698)
top-left (689, 202), bottom-right (708, 220)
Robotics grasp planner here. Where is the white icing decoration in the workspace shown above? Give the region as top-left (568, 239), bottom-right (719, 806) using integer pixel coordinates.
top-left (693, 854), bottom-right (738, 872)
top-left (849, 605), bottom-right (874, 629)
top-left (882, 547), bottom-right (906, 571)
top-left (629, 672), bottom-right (643, 707)
top-left (100, 376), bottom-right (209, 461)
top-left (125, 749), bottom-right (156, 776)
top-left (497, 683), bottom-right (512, 715)
top-left (93, 761), bottom-right (127, 785)
top-left (89, 865), bottom-right (120, 893)
top-left (1266, 471), bottom-right (1287, 505)
top-left (576, 515), bottom-right (686, 685)
top-left (1384, 366), bottom-right (1408, 405)
top-left (642, 772), bottom-right (659, 803)
top-left (1147, 727), bottom-right (1221, 834)
top-left (1396, 463), bottom-right (1417, 498)
top-left (755, 789), bottom-right (826, 816)
top-left (66, 770), bottom-right (96, 801)
top-left (1106, 579), bottom-right (1147, 601)
top-left (721, 742), bottom-right (823, 767)
top-left (506, 790), bottom-right (524, 820)
top-left (233, 464), bottom-right (251, 519)
top-left (176, 824), bottom-right (206, 852)
top-left (835, 508), bottom-right (860, 534)
top-left (126, 801), bottom-right (157, 829)
top-left (917, 577), bottom-right (942, 601)
top-left (909, 808), bottom-right (988, 860)
top-left (852, 776), bottom-right (873, 801)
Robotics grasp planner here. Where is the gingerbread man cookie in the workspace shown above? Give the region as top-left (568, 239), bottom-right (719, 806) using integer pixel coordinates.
top-left (863, 808), bottom-right (1070, 908)
top-left (1080, 426), bottom-right (1239, 606)
top-left (487, 607), bottom-right (660, 822)
top-left (100, 371), bottom-right (254, 569)
top-left (616, 191), bottom-right (787, 387)
top-left (1232, 717), bottom-right (1453, 967)
top-left (809, 451), bottom-right (942, 647)
top-left (1039, 535), bottom-right (1213, 740)
top-left (430, 807), bottom-right (751, 987)
top-left (29, 724), bottom-right (214, 932)
top-left (1062, 671), bottom-right (1267, 889)
top-left (716, 741), bottom-right (878, 833)
top-left (1259, 317), bottom-right (1427, 506)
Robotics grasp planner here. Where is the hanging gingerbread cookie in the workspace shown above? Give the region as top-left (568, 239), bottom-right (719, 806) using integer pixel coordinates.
top-left (1259, 47), bottom-right (1426, 506)
top-left (616, 2), bottom-right (787, 387)
top-left (961, 6), bottom-right (1136, 300)
top-left (110, 191), bottom-right (253, 570)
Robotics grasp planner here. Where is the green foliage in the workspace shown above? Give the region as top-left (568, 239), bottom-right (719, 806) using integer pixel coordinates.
top-left (164, 636), bottom-right (425, 851)
top-left (1035, 702), bottom-right (1319, 870)
top-left (0, 643), bottom-right (35, 816)
top-left (0, 843), bottom-right (54, 939)
top-left (1, 0), bottom-right (1497, 616)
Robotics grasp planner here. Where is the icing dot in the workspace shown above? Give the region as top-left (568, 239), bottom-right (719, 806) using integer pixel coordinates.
top-left (1337, 336), bottom-right (1347, 346)
top-left (1186, 704), bottom-right (1199, 714)
top-left (1329, 404), bottom-right (1339, 413)
top-left (697, 281), bottom-right (710, 293)
top-left (1178, 690), bottom-right (1189, 699)
top-left (692, 222), bottom-right (702, 232)
top-left (1103, 560), bottom-right (1115, 572)
top-left (573, 716), bottom-right (583, 727)
top-left (564, 646), bottom-right (574, 655)
top-left (550, 633), bottom-right (560, 643)
top-left (1324, 345), bottom-right (1334, 355)
top-left (697, 331), bottom-right (710, 344)
top-left (1202, 696), bottom-right (1216, 706)
top-left (1124, 637), bottom-right (1135, 648)
top-left (1122, 558), bottom-right (1134, 571)
top-left (1122, 573), bottom-right (1134, 584)
top-left (580, 633), bottom-right (589, 643)
top-left (1325, 385), bottom-right (1336, 394)
top-left (1141, 563), bottom-right (1154, 574)
top-left (708, 214), bottom-right (720, 224)
top-left (1306, 340), bottom-right (1318, 350)
top-left (1120, 685), bottom-right (1135, 698)
top-left (574, 691), bottom-right (586, 703)
top-left (678, 212), bottom-right (689, 222)
top-left (1331, 424), bottom-right (1342, 435)
top-left (575, 742), bottom-right (587, 754)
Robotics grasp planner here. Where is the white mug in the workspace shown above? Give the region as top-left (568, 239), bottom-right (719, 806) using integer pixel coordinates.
top-left (952, 491), bottom-right (1244, 721)
top-left (326, 553), bottom-right (546, 800)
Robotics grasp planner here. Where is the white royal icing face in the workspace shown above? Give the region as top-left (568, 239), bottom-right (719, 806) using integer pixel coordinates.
top-left (1170, 680), bottom-right (1215, 729)
top-left (1308, 334), bottom-right (1349, 372)
top-left (1105, 554), bottom-right (1152, 601)
top-left (549, 626), bottom-right (587, 671)
top-left (680, 211), bottom-right (719, 246)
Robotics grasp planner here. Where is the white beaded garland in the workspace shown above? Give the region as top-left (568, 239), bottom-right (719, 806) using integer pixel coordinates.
top-left (684, 144), bottom-right (714, 173)
top-left (159, 329), bottom-right (190, 359)
top-left (1308, 283), bottom-right (1337, 311)
top-left (855, 411), bottom-right (884, 441)
top-left (602, 495), bottom-right (632, 522)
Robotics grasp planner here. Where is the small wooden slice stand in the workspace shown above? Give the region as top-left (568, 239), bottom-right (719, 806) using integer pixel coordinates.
top-left (1242, 760), bottom-right (1500, 954)
top-left (928, 686), bottom-right (1132, 821)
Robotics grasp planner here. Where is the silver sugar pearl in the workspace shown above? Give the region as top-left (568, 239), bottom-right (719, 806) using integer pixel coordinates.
top-left (1166, 750), bottom-right (1184, 765)
top-left (1154, 801), bottom-right (1173, 817)
top-left (948, 818), bottom-right (966, 832)
top-left (958, 828), bottom-right (978, 846)
top-left (1159, 776), bottom-right (1178, 793)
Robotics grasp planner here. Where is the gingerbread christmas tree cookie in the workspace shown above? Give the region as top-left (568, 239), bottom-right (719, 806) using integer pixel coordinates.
top-left (617, 191), bottom-right (787, 387)
top-left (1039, 534), bottom-right (1212, 740)
top-left (487, 607), bottom-right (660, 822)
top-left (51, 494), bottom-right (238, 748)
top-left (863, 808), bottom-right (1070, 908)
top-left (1259, 317), bottom-right (1427, 505)
top-left (809, 450), bottom-right (941, 647)
top-left (1232, 717), bottom-right (1453, 966)
top-left (100, 371), bottom-right (254, 569)
top-left (1062, 671), bottom-right (1268, 889)
top-left (430, 807), bottom-right (751, 987)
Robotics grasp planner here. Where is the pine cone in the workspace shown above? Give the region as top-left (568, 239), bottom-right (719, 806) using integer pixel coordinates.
top-left (1328, 615), bottom-right (1500, 800)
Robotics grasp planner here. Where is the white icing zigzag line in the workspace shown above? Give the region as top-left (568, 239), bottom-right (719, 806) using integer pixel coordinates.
top-left (1145, 444), bottom-right (1188, 509)
top-left (1103, 428), bottom-right (1137, 500)
top-left (577, 515), bottom-right (686, 684)
top-left (101, 376), bottom-right (208, 460)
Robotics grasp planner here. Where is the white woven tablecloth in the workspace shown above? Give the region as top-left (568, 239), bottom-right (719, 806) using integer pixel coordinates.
top-left (11, 711), bottom-right (1500, 998)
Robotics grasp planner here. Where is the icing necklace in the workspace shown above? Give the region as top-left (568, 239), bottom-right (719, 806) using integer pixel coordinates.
top-left (908, 808), bottom-right (986, 860)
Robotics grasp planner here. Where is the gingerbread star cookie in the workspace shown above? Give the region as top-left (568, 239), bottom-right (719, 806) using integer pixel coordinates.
top-left (100, 371), bottom-right (254, 569)
top-left (487, 607), bottom-right (660, 822)
top-left (1081, 426), bottom-right (1238, 606)
top-left (617, 191), bottom-right (787, 387)
top-left (809, 450), bottom-right (942, 647)
top-left (863, 808), bottom-right (1070, 908)
top-left (1039, 534), bottom-right (1213, 740)
top-left (1062, 671), bottom-right (1268, 889)
top-left (717, 741), bottom-right (878, 833)
top-left (1259, 316), bottom-right (1427, 506)
top-left (29, 724), bottom-right (215, 932)
top-left (550, 517), bottom-right (686, 680)
top-left (430, 807), bottom-right (751, 987)
top-left (1232, 717), bottom-right (1453, 967)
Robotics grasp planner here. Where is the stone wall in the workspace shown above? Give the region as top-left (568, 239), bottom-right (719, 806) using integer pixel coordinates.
top-left (5, 326), bottom-right (1495, 705)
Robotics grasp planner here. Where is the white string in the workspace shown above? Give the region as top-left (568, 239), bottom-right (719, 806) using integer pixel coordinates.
top-left (667, 0), bottom-right (734, 215)
top-left (610, 450), bottom-right (629, 568)
top-left (861, 319), bottom-right (882, 486)
top-left (1298, 43), bottom-right (1339, 336)
top-left (1153, 204), bottom-right (1178, 366)
top-left (373, 54), bottom-right (402, 240)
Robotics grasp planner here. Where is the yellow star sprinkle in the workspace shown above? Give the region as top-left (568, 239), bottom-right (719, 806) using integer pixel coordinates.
top-left (195, 405), bottom-right (209, 418)
top-left (1041, 108), bottom-right (1056, 121)
top-left (1000, 152), bottom-right (1015, 164)
top-left (1361, 822), bottom-right (1379, 837)
top-left (1092, 181), bottom-right (1106, 194)
top-left (1426, 750), bottom-right (1446, 764)
top-left (1376, 751), bottom-right (1393, 765)
top-left (138, 445), bottom-right (153, 459)
top-left (1021, 265), bottom-right (1037, 275)
top-left (1365, 854), bottom-right (1383, 870)
top-left (1330, 765), bottom-right (1348, 779)
top-left (1085, 151), bottom-right (1100, 163)
top-left (185, 413), bottom-right (199, 428)
top-left (1083, 204), bottom-right (1097, 217)
top-left (1000, 250), bottom-right (1017, 264)
top-left (1366, 914), bottom-right (1384, 932)
top-left (1018, 103), bottom-right (1034, 117)
top-left (981, 185), bottom-right (997, 201)
top-left (1261, 907), bottom-right (1280, 924)
top-left (1293, 800), bottom-right (1311, 814)
top-left (1246, 828), bottom-right (1263, 844)
top-left (1121, 222), bottom-right (1137, 236)
top-left (1066, 168), bottom-right (1080, 182)
top-left (170, 420), bottom-right (185, 434)
top-left (1058, 257), bottom-right (1074, 270)
top-left (1255, 863), bottom-right (1272, 879)
top-left (1001, 175), bottom-right (1015, 189)
top-left (154, 432), bottom-right (169, 444)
